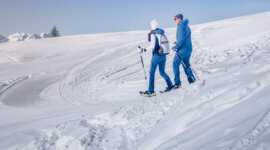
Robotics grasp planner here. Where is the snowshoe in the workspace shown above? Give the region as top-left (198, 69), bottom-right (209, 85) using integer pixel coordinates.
top-left (173, 84), bottom-right (182, 89)
top-left (188, 77), bottom-right (196, 84)
top-left (159, 86), bottom-right (174, 93)
top-left (139, 91), bottom-right (156, 97)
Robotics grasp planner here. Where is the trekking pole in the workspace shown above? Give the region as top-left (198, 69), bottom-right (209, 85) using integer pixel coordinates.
top-left (138, 46), bottom-right (149, 89)
top-left (175, 53), bottom-right (200, 81)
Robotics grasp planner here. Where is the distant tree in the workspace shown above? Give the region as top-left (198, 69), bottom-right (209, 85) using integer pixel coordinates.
top-left (51, 26), bottom-right (60, 37)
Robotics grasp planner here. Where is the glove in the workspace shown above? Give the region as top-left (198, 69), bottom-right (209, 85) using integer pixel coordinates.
top-left (172, 41), bottom-right (177, 52)
top-left (171, 46), bottom-right (176, 52)
top-left (137, 47), bottom-right (142, 53)
top-left (137, 46), bottom-right (146, 53)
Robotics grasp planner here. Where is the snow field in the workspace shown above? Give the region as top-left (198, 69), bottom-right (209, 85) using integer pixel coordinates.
top-left (0, 11), bottom-right (270, 150)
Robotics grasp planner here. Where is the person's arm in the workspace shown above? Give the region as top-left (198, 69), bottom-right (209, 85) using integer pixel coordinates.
top-left (174, 24), bottom-right (185, 50)
top-left (146, 34), bottom-right (156, 51)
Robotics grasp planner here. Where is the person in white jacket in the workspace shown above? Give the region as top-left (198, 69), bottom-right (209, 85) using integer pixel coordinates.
top-left (139, 19), bottom-right (173, 97)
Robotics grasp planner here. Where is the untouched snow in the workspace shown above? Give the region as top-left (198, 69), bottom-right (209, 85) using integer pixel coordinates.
top-left (0, 11), bottom-right (270, 150)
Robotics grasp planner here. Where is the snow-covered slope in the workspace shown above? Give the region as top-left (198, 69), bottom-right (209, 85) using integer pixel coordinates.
top-left (0, 11), bottom-right (270, 150)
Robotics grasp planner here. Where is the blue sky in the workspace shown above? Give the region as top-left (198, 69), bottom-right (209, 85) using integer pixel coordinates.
top-left (0, 0), bottom-right (270, 36)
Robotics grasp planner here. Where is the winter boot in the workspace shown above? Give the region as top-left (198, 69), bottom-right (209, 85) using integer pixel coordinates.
top-left (140, 90), bottom-right (156, 97)
top-left (188, 77), bottom-right (196, 84)
top-left (160, 86), bottom-right (174, 93)
top-left (173, 84), bottom-right (181, 89)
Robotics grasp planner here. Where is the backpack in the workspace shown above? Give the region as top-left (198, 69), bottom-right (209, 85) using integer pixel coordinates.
top-left (154, 34), bottom-right (170, 55)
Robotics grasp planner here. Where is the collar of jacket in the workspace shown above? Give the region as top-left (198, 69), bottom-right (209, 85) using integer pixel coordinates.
top-left (148, 28), bottom-right (165, 42)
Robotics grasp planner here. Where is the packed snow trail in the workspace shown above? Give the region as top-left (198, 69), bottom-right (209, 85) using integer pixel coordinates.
top-left (0, 11), bottom-right (270, 150)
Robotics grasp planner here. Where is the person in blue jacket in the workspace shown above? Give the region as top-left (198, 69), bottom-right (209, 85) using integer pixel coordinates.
top-left (139, 19), bottom-right (174, 97)
top-left (172, 13), bottom-right (196, 89)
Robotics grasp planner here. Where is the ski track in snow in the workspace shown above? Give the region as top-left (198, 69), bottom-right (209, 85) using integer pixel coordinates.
top-left (25, 31), bottom-right (270, 150)
top-left (230, 109), bottom-right (270, 150)
top-left (1, 12), bottom-right (270, 150)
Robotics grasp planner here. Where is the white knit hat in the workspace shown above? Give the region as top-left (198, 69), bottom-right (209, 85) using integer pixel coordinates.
top-left (150, 19), bottom-right (159, 30)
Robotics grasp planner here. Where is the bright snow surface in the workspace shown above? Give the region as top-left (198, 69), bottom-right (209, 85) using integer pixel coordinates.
top-left (0, 12), bottom-right (270, 150)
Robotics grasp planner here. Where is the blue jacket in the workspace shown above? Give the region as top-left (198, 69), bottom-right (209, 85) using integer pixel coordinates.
top-left (174, 19), bottom-right (192, 59)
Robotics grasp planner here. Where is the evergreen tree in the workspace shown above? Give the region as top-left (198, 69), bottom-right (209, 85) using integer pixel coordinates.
top-left (51, 26), bottom-right (60, 37)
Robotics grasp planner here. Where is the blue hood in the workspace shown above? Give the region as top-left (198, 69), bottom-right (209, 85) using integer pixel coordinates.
top-left (179, 19), bottom-right (189, 27)
top-left (148, 28), bottom-right (165, 42)
top-left (153, 28), bottom-right (165, 35)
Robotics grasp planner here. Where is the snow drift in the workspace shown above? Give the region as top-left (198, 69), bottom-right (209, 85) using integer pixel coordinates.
top-left (0, 11), bottom-right (270, 150)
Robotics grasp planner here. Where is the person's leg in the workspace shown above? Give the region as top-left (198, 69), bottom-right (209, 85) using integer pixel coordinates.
top-left (159, 56), bottom-right (173, 88)
top-left (173, 55), bottom-right (181, 85)
top-left (182, 55), bottom-right (196, 83)
top-left (149, 56), bottom-right (159, 93)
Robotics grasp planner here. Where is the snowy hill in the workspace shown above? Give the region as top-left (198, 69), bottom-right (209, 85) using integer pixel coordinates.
top-left (0, 32), bottom-right (51, 43)
top-left (7, 32), bottom-right (51, 42)
top-left (0, 11), bottom-right (270, 150)
top-left (8, 32), bottom-right (41, 42)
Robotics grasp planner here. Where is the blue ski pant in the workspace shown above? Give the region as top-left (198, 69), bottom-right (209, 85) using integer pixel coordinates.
top-left (173, 53), bottom-right (195, 85)
top-left (149, 55), bottom-right (173, 93)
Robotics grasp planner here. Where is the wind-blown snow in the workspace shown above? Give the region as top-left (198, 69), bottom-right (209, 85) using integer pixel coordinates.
top-left (0, 11), bottom-right (270, 150)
